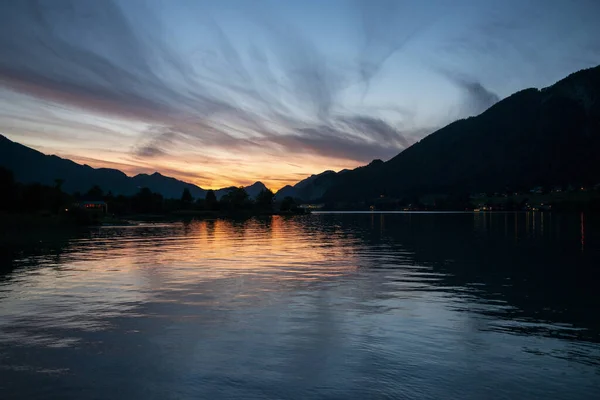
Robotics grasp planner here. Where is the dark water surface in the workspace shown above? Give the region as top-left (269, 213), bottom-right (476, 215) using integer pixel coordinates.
top-left (1, 212), bottom-right (600, 399)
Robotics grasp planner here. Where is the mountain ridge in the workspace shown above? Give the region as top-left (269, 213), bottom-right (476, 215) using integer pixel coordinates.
top-left (0, 135), bottom-right (269, 199)
top-left (274, 170), bottom-right (343, 202)
top-left (3, 64), bottom-right (599, 204)
top-left (318, 64), bottom-right (600, 203)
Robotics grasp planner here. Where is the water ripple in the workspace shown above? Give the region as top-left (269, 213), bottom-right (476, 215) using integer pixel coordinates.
top-left (1, 214), bottom-right (600, 399)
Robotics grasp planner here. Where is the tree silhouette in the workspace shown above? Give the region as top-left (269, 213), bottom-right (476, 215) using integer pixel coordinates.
top-left (52, 178), bottom-right (66, 212)
top-left (21, 183), bottom-right (44, 211)
top-left (205, 189), bottom-right (218, 211)
top-left (86, 185), bottom-right (104, 201)
top-left (132, 187), bottom-right (163, 214)
top-left (255, 189), bottom-right (274, 210)
top-left (220, 187), bottom-right (250, 210)
top-left (181, 188), bottom-right (193, 206)
top-left (0, 167), bottom-right (16, 211)
top-left (280, 196), bottom-right (296, 212)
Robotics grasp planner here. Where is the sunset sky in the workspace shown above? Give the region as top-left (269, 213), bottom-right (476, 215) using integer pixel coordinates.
top-left (1, 0), bottom-right (599, 190)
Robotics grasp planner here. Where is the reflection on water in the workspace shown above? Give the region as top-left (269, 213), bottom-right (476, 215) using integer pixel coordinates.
top-left (1, 213), bottom-right (599, 399)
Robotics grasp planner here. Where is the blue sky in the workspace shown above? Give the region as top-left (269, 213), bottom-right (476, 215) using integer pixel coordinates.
top-left (0, 0), bottom-right (599, 189)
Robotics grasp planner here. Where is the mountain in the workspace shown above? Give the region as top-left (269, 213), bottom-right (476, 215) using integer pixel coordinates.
top-left (130, 172), bottom-right (206, 199)
top-left (214, 181), bottom-right (268, 200)
top-left (275, 170), bottom-right (348, 202)
top-left (243, 181), bottom-right (269, 199)
top-left (5, 64), bottom-right (598, 204)
top-left (319, 65), bottom-right (600, 202)
top-left (274, 185), bottom-right (295, 200)
top-left (0, 135), bottom-right (137, 195)
top-left (0, 135), bottom-right (268, 199)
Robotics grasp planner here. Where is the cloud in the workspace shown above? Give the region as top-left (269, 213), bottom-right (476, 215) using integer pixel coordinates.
top-left (339, 116), bottom-right (410, 148)
top-left (0, 0), bottom-right (426, 167)
top-left (132, 127), bottom-right (178, 158)
top-left (451, 76), bottom-right (500, 116)
top-left (356, 0), bottom-right (439, 98)
top-left (265, 116), bottom-right (416, 162)
top-left (0, 0), bottom-right (245, 123)
top-left (270, 132), bottom-right (400, 163)
top-left (134, 145), bottom-right (166, 158)
top-left (438, 69), bottom-right (500, 116)
top-left (9, 0), bottom-right (596, 188)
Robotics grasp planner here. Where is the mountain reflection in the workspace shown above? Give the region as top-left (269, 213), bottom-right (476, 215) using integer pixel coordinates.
top-left (2, 214), bottom-right (599, 341)
top-left (1, 213), bottom-right (599, 398)
top-left (2, 214), bottom-right (599, 330)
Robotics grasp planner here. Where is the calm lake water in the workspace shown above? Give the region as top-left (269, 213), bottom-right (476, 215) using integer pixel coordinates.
top-left (1, 212), bottom-right (600, 399)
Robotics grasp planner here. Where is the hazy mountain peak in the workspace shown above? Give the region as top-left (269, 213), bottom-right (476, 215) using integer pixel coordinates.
top-left (248, 181), bottom-right (267, 188)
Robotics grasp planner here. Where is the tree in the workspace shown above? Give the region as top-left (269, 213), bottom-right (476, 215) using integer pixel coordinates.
top-left (0, 167), bottom-right (16, 211)
top-left (132, 187), bottom-right (163, 214)
top-left (220, 187), bottom-right (250, 210)
top-left (86, 185), bottom-right (104, 201)
top-left (53, 178), bottom-right (66, 213)
top-left (205, 190), bottom-right (218, 211)
top-left (255, 189), bottom-right (274, 210)
top-left (181, 188), bottom-right (193, 206)
top-left (54, 178), bottom-right (65, 191)
top-left (21, 183), bottom-right (44, 211)
top-left (280, 196), bottom-right (296, 212)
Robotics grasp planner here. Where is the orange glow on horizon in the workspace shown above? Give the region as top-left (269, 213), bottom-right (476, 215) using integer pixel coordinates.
top-left (59, 148), bottom-right (361, 192)
top-left (0, 90), bottom-right (378, 192)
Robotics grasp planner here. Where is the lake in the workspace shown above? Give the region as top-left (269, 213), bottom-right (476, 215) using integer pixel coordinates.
top-left (1, 212), bottom-right (599, 399)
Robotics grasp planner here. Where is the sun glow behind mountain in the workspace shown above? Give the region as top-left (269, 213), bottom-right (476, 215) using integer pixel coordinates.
top-left (0, 0), bottom-right (598, 189)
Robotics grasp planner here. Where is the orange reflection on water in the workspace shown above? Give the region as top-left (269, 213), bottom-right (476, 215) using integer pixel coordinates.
top-left (0, 217), bottom-right (363, 346)
top-left (61, 217), bottom-right (361, 286)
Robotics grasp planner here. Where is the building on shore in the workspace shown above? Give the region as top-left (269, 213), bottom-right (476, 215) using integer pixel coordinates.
top-left (75, 201), bottom-right (108, 214)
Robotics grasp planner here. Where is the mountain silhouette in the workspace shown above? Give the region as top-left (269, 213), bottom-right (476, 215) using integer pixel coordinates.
top-left (275, 170), bottom-right (350, 202)
top-left (215, 181), bottom-right (268, 200)
top-left (130, 172), bottom-right (206, 199)
top-left (0, 135), bottom-right (136, 195)
top-left (3, 64), bottom-right (598, 203)
top-left (0, 135), bottom-right (268, 199)
top-left (318, 64), bottom-right (600, 202)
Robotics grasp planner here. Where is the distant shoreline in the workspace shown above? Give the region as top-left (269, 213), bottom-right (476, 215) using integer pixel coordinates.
top-left (0, 209), bottom-right (309, 229)
top-left (2, 208), bottom-right (596, 234)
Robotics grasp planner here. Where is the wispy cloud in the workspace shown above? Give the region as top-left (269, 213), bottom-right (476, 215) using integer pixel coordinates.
top-left (439, 70), bottom-right (500, 116)
top-left (0, 0), bottom-right (598, 188)
top-left (0, 0), bottom-right (422, 166)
